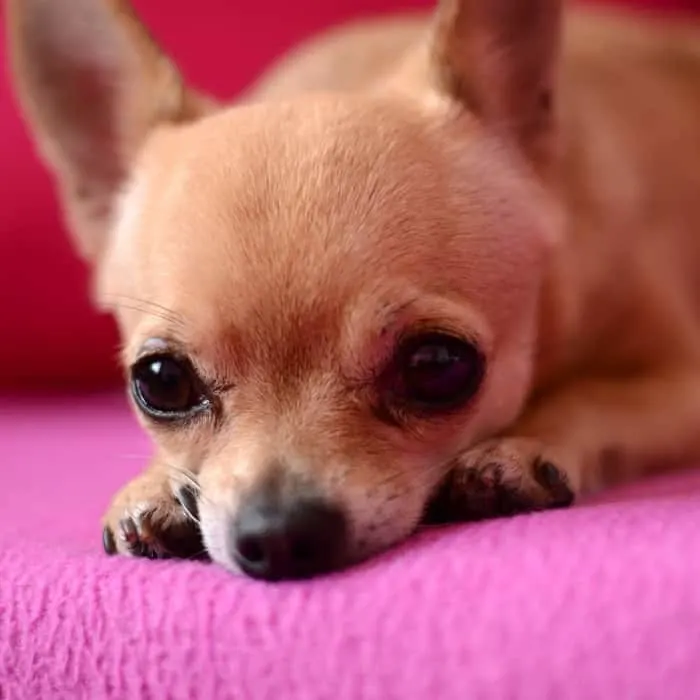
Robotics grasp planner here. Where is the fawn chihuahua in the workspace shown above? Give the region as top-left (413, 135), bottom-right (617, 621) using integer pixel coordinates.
top-left (7, 0), bottom-right (700, 580)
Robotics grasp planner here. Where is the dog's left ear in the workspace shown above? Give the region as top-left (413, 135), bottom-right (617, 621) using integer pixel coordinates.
top-left (7, 0), bottom-right (215, 262)
top-left (429, 0), bottom-right (562, 168)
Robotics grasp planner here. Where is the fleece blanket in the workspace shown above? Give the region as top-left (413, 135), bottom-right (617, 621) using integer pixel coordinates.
top-left (1, 393), bottom-right (700, 699)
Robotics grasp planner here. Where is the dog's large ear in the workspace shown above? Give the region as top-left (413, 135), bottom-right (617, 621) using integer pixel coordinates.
top-left (7, 0), bottom-right (214, 261)
top-left (429, 0), bottom-right (562, 168)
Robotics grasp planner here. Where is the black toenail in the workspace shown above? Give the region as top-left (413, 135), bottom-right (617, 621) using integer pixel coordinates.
top-left (120, 518), bottom-right (138, 543)
top-left (102, 527), bottom-right (116, 555)
top-left (534, 460), bottom-right (565, 489)
top-left (552, 489), bottom-right (575, 508)
top-left (534, 460), bottom-right (575, 508)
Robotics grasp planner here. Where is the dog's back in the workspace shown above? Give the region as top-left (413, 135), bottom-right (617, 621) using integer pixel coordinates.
top-left (555, 10), bottom-right (700, 383)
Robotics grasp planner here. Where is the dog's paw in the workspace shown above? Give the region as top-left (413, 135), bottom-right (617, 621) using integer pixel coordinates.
top-left (426, 437), bottom-right (576, 523)
top-left (102, 472), bottom-right (206, 560)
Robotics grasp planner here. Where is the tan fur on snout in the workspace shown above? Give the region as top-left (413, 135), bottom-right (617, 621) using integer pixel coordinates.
top-left (8, 0), bottom-right (700, 574)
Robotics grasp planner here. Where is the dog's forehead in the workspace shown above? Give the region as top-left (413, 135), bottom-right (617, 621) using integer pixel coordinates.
top-left (110, 99), bottom-right (453, 306)
top-left (136, 96), bottom-right (445, 234)
top-left (105, 95), bottom-right (554, 352)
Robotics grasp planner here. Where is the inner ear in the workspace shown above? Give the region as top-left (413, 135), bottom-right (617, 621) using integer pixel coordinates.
top-left (429, 0), bottom-right (562, 168)
top-left (7, 0), bottom-right (215, 263)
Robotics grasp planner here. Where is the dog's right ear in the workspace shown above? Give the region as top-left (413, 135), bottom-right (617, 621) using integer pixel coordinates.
top-left (7, 0), bottom-right (214, 262)
top-left (427, 0), bottom-right (562, 171)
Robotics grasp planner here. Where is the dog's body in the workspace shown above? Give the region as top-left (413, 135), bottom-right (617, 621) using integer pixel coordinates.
top-left (8, 0), bottom-right (700, 579)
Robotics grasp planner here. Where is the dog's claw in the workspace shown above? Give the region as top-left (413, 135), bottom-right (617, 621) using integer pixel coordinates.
top-left (103, 478), bottom-right (207, 561)
top-left (533, 458), bottom-right (574, 507)
top-left (115, 508), bottom-right (201, 560)
top-left (426, 438), bottom-right (576, 523)
top-left (102, 526), bottom-right (117, 555)
top-left (117, 516), bottom-right (153, 557)
top-left (120, 517), bottom-right (139, 544)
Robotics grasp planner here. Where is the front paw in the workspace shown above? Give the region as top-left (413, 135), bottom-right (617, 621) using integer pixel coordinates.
top-left (427, 437), bottom-right (576, 523)
top-left (102, 471), bottom-right (206, 560)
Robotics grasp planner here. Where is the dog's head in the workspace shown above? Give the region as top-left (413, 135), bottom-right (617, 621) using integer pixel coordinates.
top-left (9, 0), bottom-right (563, 578)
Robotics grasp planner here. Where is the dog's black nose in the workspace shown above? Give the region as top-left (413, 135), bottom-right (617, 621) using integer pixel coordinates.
top-left (230, 491), bottom-right (347, 581)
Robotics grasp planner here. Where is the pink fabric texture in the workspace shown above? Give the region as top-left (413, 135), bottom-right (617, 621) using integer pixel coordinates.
top-left (2, 393), bottom-right (700, 699)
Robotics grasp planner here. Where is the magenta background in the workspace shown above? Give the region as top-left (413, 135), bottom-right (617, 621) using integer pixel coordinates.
top-left (0, 0), bottom-right (698, 387)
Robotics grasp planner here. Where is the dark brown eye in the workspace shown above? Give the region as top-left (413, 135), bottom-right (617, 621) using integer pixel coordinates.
top-left (383, 332), bottom-right (485, 413)
top-left (130, 354), bottom-right (209, 420)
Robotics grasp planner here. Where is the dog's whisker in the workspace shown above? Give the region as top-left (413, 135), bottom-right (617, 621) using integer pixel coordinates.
top-left (375, 455), bottom-right (455, 492)
top-left (168, 466), bottom-right (202, 492)
top-left (103, 294), bottom-right (188, 328)
top-left (106, 301), bottom-right (174, 325)
top-left (161, 462), bottom-right (218, 510)
top-left (108, 294), bottom-right (186, 322)
top-left (185, 548), bottom-right (210, 561)
top-left (179, 501), bottom-right (201, 525)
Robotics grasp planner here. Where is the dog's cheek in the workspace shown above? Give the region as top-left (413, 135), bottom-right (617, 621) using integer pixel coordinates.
top-left (340, 464), bottom-right (435, 560)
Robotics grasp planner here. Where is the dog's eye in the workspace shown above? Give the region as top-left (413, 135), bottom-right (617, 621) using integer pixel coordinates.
top-left (384, 332), bottom-right (484, 413)
top-left (130, 354), bottom-right (210, 420)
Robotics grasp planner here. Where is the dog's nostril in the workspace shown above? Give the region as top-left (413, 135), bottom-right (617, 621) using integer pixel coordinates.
top-left (291, 540), bottom-right (313, 563)
top-left (237, 535), bottom-right (266, 565)
top-left (230, 495), bottom-right (347, 581)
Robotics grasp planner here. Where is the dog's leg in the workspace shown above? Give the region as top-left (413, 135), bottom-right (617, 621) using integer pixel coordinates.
top-left (428, 369), bottom-right (700, 522)
top-left (102, 459), bottom-right (205, 559)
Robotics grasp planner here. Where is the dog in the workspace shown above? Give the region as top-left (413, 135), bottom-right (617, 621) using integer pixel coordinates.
top-left (7, 0), bottom-right (700, 580)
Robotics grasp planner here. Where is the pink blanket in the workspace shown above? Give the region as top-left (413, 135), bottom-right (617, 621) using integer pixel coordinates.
top-left (2, 393), bottom-right (700, 699)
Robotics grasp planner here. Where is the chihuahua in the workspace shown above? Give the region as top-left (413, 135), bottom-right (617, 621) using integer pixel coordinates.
top-left (7, 0), bottom-right (700, 580)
